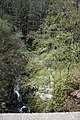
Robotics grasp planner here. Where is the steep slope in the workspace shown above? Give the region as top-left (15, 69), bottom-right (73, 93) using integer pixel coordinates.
top-left (22, 0), bottom-right (80, 112)
top-left (0, 0), bottom-right (80, 113)
top-left (0, 18), bottom-right (28, 113)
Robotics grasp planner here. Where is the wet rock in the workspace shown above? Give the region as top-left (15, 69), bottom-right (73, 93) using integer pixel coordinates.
top-left (1, 103), bottom-right (6, 109)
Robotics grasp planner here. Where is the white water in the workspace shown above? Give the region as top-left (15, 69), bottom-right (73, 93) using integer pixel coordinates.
top-left (14, 74), bottom-right (30, 113)
top-left (36, 75), bottom-right (54, 100)
top-left (14, 74), bottom-right (54, 112)
top-left (14, 91), bottom-right (22, 102)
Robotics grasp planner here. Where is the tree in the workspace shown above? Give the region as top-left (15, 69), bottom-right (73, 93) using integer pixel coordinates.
top-left (0, 18), bottom-right (27, 112)
top-left (1, 0), bottom-right (49, 35)
top-left (76, 0), bottom-right (79, 14)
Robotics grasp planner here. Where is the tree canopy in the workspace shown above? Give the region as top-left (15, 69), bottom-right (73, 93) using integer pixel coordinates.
top-left (0, 0), bottom-right (80, 113)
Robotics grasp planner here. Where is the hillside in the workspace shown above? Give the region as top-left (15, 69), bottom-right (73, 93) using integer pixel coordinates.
top-left (22, 0), bottom-right (80, 112)
top-left (0, 0), bottom-right (80, 113)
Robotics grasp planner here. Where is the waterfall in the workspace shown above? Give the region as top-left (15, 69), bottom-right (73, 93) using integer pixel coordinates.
top-left (14, 74), bottom-right (30, 113)
top-left (14, 91), bottom-right (22, 102)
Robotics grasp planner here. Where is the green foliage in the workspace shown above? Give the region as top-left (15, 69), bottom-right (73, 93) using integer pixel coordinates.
top-left (0, 18), bottom-right (27, 112)
top-left (23, 0), bottom-right (80, 112)
top-left (0, 0), bottom-right (80, 113)
top-left (1, 0), bottom-right (48, 36)
top-left (51, 76), bottom-right (79, 112)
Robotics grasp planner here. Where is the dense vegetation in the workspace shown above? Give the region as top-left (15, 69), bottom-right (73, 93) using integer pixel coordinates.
top-left (0, 0), bottom-right (80, 113)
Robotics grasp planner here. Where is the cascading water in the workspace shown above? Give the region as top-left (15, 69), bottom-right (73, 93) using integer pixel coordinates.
top-left (14, 74), bottom-right (30, 113)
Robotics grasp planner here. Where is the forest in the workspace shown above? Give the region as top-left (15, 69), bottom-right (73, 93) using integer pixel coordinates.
top-left (0, 0), bottom-right (80, 113)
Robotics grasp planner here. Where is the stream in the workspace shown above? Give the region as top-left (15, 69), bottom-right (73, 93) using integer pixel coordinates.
top-left (13, 74), bottom-right (54, 112)
top-left (14, 74), bottom-right (30, 113)
top-left (36, 75), bottom-right (54, 100)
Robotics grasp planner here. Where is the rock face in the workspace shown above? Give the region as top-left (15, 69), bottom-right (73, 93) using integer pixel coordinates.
top-left (70, 90), bottom-right (80, 99)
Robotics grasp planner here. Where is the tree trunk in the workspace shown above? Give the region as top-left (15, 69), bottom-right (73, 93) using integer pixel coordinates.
top-left (76, 0), bottom-right (79, 14)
